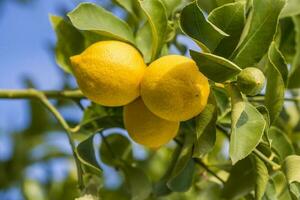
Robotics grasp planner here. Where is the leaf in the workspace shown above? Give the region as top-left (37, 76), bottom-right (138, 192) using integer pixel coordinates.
top-left (229, 85), bottom-right (266, 164)
top-left (136, 22), bottom-right (152, 63)
top-left (76, 134), bottom-right (102, 174)
top-left (180, 2), bottom-right (228, 53)
top-left (50, 15), bottom-right (84, 73)
top-left (280, 0), bottom-right (300, 18)
top-left (114, 0), bottom-right (139, 19)
top-left (254, 156), bottom-right (269, 200)
top-left (288, 15), bottom-right (300, 89)
top-left (231, 0), bottom-right (286, 68)
top-left (283, 155), bottom-right (300, 184)
top-left (138, 0), bottom-right (168, 61)
top-left (122, 164), bottom-right (152, 200)
top-left (265, 42), bottom-right (288, 124)
top-left (197, 0), bottom-right (234, 13)
top-left (268, 127), bottom-right (294, 162)
top-left (289, 182), bottom-right (300, 200)
top-left (193, 93), bottom-right (217, 157)
top-left (271, 171), bottom-right (293, 200)
top-left (99, 134), bottom-right (133, 166)
top-left (190, 50), bottom-right (241, 83)
top-left (167, 133), bottom-right (195, 192)
top-left (68, 3), bottom-right (135, 44)
top-left (222, 156), bottom-right (256, 199)
top-left (208, 1), bottom-right (246, 58)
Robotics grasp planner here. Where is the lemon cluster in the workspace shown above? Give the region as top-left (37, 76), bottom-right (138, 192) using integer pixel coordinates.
top-left (70, 41), bottom-right (210, 148)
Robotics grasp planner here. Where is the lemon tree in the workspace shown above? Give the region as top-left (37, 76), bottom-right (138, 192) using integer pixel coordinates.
top-left (2, 0), bottom-right (300, 199)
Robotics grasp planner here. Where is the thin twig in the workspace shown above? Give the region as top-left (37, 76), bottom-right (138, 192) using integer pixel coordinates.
top-left (253, 149), bottom-right (281, 170)
top-left (0, 89), bottom-right (84, 99)
top-left (0, 89), bottom-right (85, 190)
top-left (194, 158), bottom-right (226, 184)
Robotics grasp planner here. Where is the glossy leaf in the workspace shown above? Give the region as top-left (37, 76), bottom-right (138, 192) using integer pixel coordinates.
top-left (208, 1), bottom-right (246, 57)
top-left (161, 0), bottom-right (182, 16)
top-left (136, 22), bottom-right (152, 63)
top-left (76, 134), bottom-right (102, 173)
top-left (122, 164), bottom-right (152, 200)
top-left (231, 0), bottom-right (286, 68)
top-left (99, 134), bottom-right (133, 166)
top-left (180, 2), bottom-right (228, 53)
top-left (280, 0), bottom-right (300, 18)
top-left (190, 50), bottom-right (241, 83)
top-left (222, 157), bottom-right (255, 199)
top-left (229, 85), bottom-right (266, 164)
top-left (265, 42), bottom-right (288, 124)
top-left (254, 156), bottom-right (269, 200)
top-left (283, 155), bottom-right (300, 184)
top-left (138, 0), bottom-right (168, 61)
top-left (50, 15), bottom-right (84, 73)
top-left (268, 127), bottom-right (294, 162)
top-left (114, 0), bottom-right (139, 19)
top-left (193, 93), bottom-right (217, 157)
top-left (197, 0), bottom-right (234, 13)
top-left (68, 3), bottom-right (135, 44)
top-left (167, 133), bottom-right (195, 192)
top-left (288, 16), bottom-right (300, 89)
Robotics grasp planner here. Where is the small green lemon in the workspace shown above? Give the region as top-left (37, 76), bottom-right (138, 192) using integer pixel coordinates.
top-left (140, 55), bottom-right (210, 121)
top-left (123, 98), bottom-right (179, 149)
top-left (70, 41), bottom-right (146, 106)
top-left (237, 67), bottom-right (265, 96)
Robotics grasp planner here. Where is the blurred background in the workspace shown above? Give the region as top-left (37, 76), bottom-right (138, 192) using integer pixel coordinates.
top-left (0, 1), bottom-right (200, 199)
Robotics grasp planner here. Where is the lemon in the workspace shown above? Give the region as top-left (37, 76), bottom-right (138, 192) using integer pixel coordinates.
top-left (237, 67), bottom-right (265, 96)
top-left (140, 55), bottom-right (210, 121)
top-left (70, 41), bottom-right (146, 106)
top-left (123, 98), bottom-right (179, 148)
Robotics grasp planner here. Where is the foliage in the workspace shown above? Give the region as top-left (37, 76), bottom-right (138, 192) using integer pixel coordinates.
top-left (3, 0), bottom-right (300, 199)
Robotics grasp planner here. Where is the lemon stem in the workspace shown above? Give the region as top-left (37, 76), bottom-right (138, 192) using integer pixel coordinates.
top-left (253, 149), bottom-right (281, 170)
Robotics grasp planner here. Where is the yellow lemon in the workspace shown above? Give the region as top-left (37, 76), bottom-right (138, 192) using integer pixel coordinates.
top-left (141, 55), bottom-right (210, 121)
top-left (123, 98), bottom-right (179, 148)
top-left (70, 41), bottom-right (146, 106)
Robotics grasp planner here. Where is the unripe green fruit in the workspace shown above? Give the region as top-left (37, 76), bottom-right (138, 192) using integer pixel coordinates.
top-left (237, 67), bottom-right (265, 96)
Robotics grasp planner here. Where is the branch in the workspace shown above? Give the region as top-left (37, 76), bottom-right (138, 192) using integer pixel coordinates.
top-left (0, 89), bottom-right (85, 189)
top-left (0, 89), bottom-right (84, 99)
top-left (253, 149), bottom-right (281, 170)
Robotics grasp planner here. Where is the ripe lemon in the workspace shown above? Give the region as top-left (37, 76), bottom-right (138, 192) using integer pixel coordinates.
top-left (141, 55), bottom-right (210, 121)
top-left (70, 41), bottom-right (146, 106)
top-left (123, 98), bottom-right (179, 148)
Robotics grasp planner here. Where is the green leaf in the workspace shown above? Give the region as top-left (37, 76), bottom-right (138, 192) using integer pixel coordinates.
top-left (265, 42), bottom-right (288, 124)
top-left (268, 127), bottom-right (294, 162)
top-left (283, 155), bottom-right (300, 184)
top-left (197, 0), bottom-right (234, 13)
top-left (180, 2), bottom-right (228, 53)
top-left (229, 85), bottom-right (266, 164)
top-left (271, 171), bottom-right (293, 200)
top-left (136, 22), bottom-right (152, 63)
top-left (122, 164), bottom-right (152, 200)
top-left (167, 133), bottom-right (195, 192)
top-left (50, 15), bottom-right (84, 73)
top-left (288, 15), bottom-right (300, 89)
top-left (289, 182), bottom-right (300, 200)
top-left (208, 1), bottom-right (246, 58)
top-left (222, 156), bottom-right (256, 199)
top-left (99, 134), bottom-right (133, 166)
top-left (138, 0), bottom-right (168, 61)
top-left (114, 0), bottom-right (139, 19)
top-left (193, 94), bottom-right (217, 157)
top-left (254, 156), bottom-right (269, 200)
top-left (280, 0), bottom-right (300, 18)
top-left (68, 3), bottom-right (135, 44)
top-left (190, 50), bottom-right (241, 83)
top-left (231, 0), bottom-right (286, 68)
top-left (76, 134), bottom-right (102, 174)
